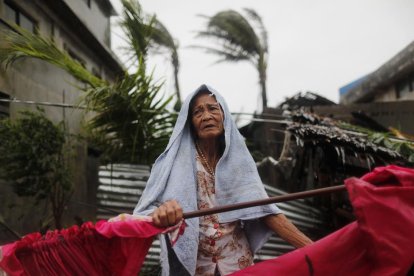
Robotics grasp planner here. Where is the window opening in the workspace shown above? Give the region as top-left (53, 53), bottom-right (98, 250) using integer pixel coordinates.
top-left (4, 1), bottom-right (37, 33)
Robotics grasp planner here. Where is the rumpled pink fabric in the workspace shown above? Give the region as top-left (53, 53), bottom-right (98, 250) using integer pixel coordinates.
top-left (232, 165), bottom-right (414, 276)
top-left (0, 217), bottom-right (181, 276)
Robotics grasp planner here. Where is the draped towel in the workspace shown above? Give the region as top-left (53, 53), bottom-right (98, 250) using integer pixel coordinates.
top-left (231, 165), bottom-right (414, 276)
top-left (133, 84), bottom-right (281, 275)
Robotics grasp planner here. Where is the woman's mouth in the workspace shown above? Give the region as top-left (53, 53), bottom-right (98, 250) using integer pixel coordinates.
top-left (203, 124), bottom-right (215, 129)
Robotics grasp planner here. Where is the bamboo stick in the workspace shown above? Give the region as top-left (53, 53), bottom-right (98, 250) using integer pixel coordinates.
top-left (183, 185), bottom-right (346, 219)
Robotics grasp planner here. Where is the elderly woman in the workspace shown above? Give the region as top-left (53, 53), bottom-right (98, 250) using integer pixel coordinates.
top-left (134, 85), bottom-right (312, 275)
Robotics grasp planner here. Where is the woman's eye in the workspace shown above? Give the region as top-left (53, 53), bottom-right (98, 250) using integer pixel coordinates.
top-left (210, 105), bottom-right (219, 112)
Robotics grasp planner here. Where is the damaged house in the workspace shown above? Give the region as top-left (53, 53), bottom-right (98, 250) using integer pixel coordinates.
top-left (240, 91), bottom-right (413, 229)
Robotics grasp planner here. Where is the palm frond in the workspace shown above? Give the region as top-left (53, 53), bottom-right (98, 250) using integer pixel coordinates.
top-left (190, 45), bottom-right (253, 65)
top-left (119, 1), bottom-right (181, 107)
top-left (84, 60), bottom-right (176, 164)
top-left (150, 19), bottom-right (178, 55)
top-left (149, 18), bottom-right (181, 108)
top-left (0, 25), bottom-right (104, 88)
top-left (197, 10), bottom-right (261, 56)
top-left (243, 8), bottom-right (268, 53)
top-left (194, 31), bottom-right (258, 61)
top-left (119, 0), bottom-right (154, 68)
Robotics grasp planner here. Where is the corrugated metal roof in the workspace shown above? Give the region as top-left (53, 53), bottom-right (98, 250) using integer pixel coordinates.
top-left (97, 164), bottom-right (323, 271)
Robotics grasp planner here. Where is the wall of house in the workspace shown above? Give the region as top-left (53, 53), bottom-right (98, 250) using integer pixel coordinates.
top-left (397, 91), bottom-right (414, 100)
top-left (373, 86), bottom-right (396, 102)
top-left (311, 101), bottom-right (414, 135)
top-left (0, 0), bottom-right (116, 134)
top-left (64, 0), bottom-right (112, 48)
top-left (0, 0), bottom-right (120, 240)
top-left (373, 83), bottom-right (414, 102)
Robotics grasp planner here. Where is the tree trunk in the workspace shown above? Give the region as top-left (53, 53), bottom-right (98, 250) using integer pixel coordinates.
top-left (173, 63), bottom-right (182, 111)
top-left (258, 54), bottom-right (267, 110)
top-left (259, 67), bottom-right (267, 110)
top-left (51, 179), bottom-right (65, 230)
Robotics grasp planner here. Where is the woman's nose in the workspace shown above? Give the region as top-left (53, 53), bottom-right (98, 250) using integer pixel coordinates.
top-left (201, 111), bottom-right (213, 121)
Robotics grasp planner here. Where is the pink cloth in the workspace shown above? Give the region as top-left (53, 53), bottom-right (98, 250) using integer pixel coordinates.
top-left (0, 218), bottom-right (179, 276)
top-left (231, 165), bottom-right (414, 276)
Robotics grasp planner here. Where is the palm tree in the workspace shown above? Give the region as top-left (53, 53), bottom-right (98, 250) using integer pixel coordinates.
top-left (0, 0), bottom-right (176, 232)
top-left (195, 9), bottom-right (269, 109)
top-left (120, 0), bottom-right (181, 109)
top-left (0, 24), bottom-right (174, 164)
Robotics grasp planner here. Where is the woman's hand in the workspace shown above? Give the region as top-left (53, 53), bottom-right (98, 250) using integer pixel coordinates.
top-left (152, 200), bottom-right (183, 227)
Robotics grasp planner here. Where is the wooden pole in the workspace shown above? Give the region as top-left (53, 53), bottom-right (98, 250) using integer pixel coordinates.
top-left (183, 185), bottom-right (346, 219)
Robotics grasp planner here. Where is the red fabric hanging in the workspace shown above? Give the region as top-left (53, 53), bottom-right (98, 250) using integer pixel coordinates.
top-left (0, 217), bottom-right (171, 276)
top-left (2, 165), bottom-right (413, 275)
top-left (232, 165), bottom-right (414, 276)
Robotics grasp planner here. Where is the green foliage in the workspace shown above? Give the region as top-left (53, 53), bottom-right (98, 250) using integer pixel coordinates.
top-left (120, 0), bottom-right (181, 108)
top-left (338, 122), bottom-right (414, 163)
top-left (84, 63), bottom-right (176, 164)
top-left (369, 132), bottom-right (414, 162)
top-left (0, 7), bottom-right (177, 165)
top-left (0, 110), bottom-right (65, 197)
top-left (0, 25), bottom-right (104, 88)
top-left (0, 110), bottom-right (71, 228)
top-left (119, 0), bottom-right (155, 70)
top-left (149, 19), bottom-right (181, 109)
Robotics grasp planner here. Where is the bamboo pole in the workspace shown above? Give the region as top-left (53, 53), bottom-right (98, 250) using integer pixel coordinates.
top-left (183, 185), bottom-right (346, 219)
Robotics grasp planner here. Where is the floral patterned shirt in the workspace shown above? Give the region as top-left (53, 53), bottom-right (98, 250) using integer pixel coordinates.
top-left (195, 155), bottom-right (253, 276)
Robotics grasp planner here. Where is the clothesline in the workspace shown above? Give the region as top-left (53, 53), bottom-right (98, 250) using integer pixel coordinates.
top-left (0, 98), bottom-right (289, 123)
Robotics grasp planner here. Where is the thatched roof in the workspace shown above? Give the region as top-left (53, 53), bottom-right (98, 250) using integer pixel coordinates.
top-left (277, 91), bottom-right (336, 110)
top-left (286, 111), bottom-right (409, 164)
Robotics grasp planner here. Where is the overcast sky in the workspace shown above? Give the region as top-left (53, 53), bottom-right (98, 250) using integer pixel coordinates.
top-left (109, 0), bottom-right (414, 115)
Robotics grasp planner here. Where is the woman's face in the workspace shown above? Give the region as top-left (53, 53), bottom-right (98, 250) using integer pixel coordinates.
top-left (191, 93), bottom-right (224, 140)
